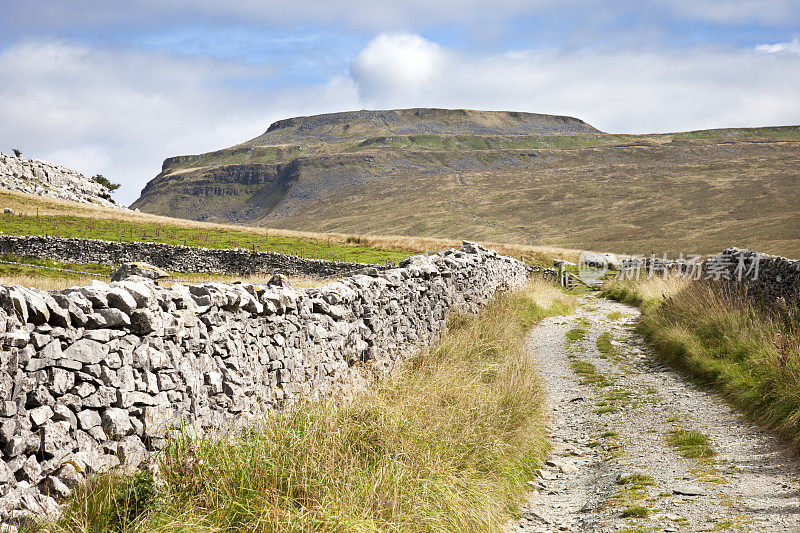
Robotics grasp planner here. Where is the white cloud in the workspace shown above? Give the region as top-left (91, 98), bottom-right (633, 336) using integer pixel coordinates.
top-left (755, 37), bottom-right (800, 54)
top-left (0, 40), bottom-right (359, 204)
top-left (350, 33), bottom-right (446, 102)
top-left (659, 0), bottom-right (800, 25)
top-left (350, 33), bottom-right (800, 134)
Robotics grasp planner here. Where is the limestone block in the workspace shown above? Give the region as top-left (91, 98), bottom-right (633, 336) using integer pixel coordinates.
top-left (116, 435), bottom-right (147, 471)
top-left (40, 421), bottom-right (74, 458)
top-left (111, 263), bottom-right (168, 282)
top-left (62, 339), bottom-right (108, 365)
top-left (76, 410), bottom-right (101, 431)
top-left (28, 406), bottom-right (54, 428)
top-left (101, 408), bottom-right (132, 440)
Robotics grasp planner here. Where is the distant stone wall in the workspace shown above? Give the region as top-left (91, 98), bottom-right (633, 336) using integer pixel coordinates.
top-left (0, 242), bottom-right (528, 519)
top-left (705, 248), bottom-right (800, 308)
top-left (527, 265), bottom-right (559, 282)
top-left (0, 236), bottom-right (372, 278)
top-left (0, 155), bottom-right (124, 209)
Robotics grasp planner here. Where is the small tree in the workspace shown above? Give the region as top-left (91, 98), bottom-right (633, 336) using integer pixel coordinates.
top-left (91, 174), bottom-right (121, 192)
top-left (12, 149), bottom-right (21, 158)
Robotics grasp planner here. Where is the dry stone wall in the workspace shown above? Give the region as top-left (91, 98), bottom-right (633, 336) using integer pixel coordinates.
top-left (0, 242), bottom-right (528, 520)
top-left (0, 155), bottom-right (124, 209)
top-left (0, 236), bottom-right (370, 278)
top-left (706, 247), bottom-right (800, 308)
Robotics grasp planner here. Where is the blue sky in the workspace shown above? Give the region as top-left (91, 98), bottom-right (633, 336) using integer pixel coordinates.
top-left (1, 1), bottom-right (799, 204)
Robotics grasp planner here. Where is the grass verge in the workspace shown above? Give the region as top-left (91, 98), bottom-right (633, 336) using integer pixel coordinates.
top-left (617, 473), bottom-right (655, 487)
top-left (566, 327), bottom-right (586, 342)
top-left (32, 279), bottom-right (575, 532)
top-left (599, 277), bottom-right (688, 312)
top-left (596, 332), bottom-right (614, 355)
top-left (571, 360), bottom-right (609, 387)
top-left (621, 505), bottom-right (650, 519)
top-left (603, 277), bottom-right (800, 445)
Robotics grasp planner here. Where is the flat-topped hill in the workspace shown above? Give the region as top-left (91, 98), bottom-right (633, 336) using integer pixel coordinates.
top-left (243, 108), bottom-right (601, 145)
top-left (131, 107), bottom-right (800, 258)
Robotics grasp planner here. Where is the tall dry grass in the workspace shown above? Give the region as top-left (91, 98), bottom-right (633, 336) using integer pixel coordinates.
top-left (638, 282), bottom-right (800, 442)
top-left (599, 275), bottom-right (690, 311)
top-left (32, 280), bottom-right (575, 533)
top-left (603, 276), bottom-right (800, 444)
top-left (0, 274), bottom-right (103, 291)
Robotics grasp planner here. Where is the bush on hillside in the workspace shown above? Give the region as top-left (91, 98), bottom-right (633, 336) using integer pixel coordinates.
top-left (91, 174), bottom-right (121, 192)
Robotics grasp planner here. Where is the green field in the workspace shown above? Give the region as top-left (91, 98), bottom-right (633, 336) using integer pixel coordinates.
top-left (0, 210), bottom-right (408, 264)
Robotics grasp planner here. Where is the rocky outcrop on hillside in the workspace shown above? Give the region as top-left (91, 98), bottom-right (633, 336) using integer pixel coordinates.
top-left (0, 154), bottom-right (125, 209)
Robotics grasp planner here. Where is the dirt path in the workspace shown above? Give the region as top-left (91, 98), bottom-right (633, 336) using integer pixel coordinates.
top-left (510, 295), bottom-right (800, 532)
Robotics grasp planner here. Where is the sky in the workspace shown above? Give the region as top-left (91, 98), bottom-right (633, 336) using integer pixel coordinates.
top-left (1, 1), bottom-right (799, 205)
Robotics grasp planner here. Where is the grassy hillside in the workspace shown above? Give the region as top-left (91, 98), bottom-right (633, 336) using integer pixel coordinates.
top-left (131, 108), bottom-right (800, 259)
top-left (271, 128), bottom-right (800, 257)
top-left (0, 189), bottom-right (574, 269)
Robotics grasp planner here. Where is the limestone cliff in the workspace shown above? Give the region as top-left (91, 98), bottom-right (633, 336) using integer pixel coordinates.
top-left (0, 154), bottom-right (125, 209)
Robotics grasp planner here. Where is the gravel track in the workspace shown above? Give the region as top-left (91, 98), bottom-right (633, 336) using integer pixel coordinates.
top-left (509, 295), bottom-right (800, 532)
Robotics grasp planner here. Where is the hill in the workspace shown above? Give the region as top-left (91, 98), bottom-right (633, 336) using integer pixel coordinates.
top-left (0, 153), bottom-right (124, 209)
top-left (242, 108), bottom-right (601, 145)
top-left (131, 109), bottom-right (800, 258)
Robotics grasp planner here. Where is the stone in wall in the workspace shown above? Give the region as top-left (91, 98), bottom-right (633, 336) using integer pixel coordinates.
top-left (0, 242), bottom-right (528, 520)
